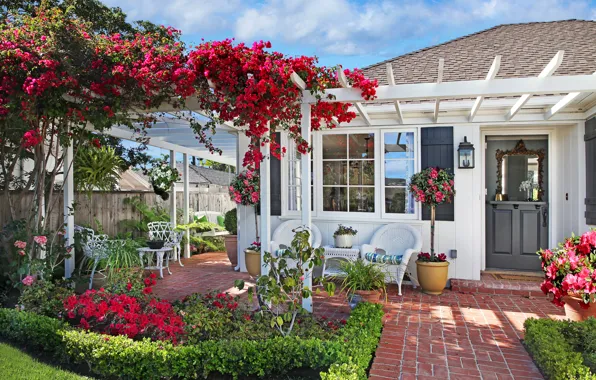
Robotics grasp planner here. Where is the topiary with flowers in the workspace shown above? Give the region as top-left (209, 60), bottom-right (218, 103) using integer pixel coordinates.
top-left (538, 229), bottom-right (596, 309)
top-left (409, 167), bottom-right (455, 256)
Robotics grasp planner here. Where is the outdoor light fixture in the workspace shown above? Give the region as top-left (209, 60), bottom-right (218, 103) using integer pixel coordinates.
top-left (458, 136), bottom-right (475, 169)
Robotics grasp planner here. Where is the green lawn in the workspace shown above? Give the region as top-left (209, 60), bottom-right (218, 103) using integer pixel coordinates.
top-left (0, 343), bottom-right (91, 380)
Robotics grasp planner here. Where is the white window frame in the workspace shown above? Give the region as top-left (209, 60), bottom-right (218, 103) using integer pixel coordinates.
top-left (280, 133), bottom-right (315, 217)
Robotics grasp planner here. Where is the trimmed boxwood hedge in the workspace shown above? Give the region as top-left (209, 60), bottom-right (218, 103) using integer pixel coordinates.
top-left (524, 318), bottom-right (596, 380)
top-left (0, 302), bottom-right (383, 379)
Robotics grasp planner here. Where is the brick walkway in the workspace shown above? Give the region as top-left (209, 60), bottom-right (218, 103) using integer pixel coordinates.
top-left (151, 252), bottom-right (566, 380)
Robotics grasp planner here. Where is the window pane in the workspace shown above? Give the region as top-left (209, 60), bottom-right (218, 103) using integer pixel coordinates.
top-left (323, 161), bottom-right (347, 185)
top-left (384, 160), bottom-right (414, 186)
top-left (349, 133), bottom-right (374, 159)
top-left (385, 187), bottom-right (415, 214)
top-left (323, 187), bottom-right (347, 211)
top-left (323, 134), bottom-right (347, 159)
top-left (349, 161), bottom-right (374, 185)
top-left (289, 159), bottom-right (301, 187)
top-left (384, 132), bottom-right (414, 159)
top-left (288, 186), bottom-right (300, 211)
top-left (349, 187), bottom-right (375, 212)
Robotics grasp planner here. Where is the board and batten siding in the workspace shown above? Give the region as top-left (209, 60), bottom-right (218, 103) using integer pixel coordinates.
top-left (586, 117), bottom-right (596, 225)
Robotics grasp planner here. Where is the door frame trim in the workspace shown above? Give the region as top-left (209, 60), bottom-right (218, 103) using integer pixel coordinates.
top-left (480, 127), bottom-right (554, 272)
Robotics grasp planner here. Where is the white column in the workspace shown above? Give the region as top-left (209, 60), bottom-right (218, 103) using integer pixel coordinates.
top-left (300, 103), bottom-right (313, 312)
top-left (63, 141), bottom-right (75, 278)
top-left (260, 138), bottom-right (271, 276)
top-left (183, 154), bottom-right (190, 258)
top-left (169, 151), bottom-right (178, 259)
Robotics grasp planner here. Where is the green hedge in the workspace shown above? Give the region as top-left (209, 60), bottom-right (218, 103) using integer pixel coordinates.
top-left (0, 302), bottom-right (383, 379)
top-left (524, 318), bottom-right (596, 380)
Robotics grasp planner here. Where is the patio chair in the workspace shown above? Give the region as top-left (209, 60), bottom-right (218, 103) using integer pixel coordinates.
top-left (81, 229), bottom-right (110, 290)
top-left (147, 222), bottom-right (184, 265)
top-left (270, 220), bottom-right (322, 272)
top-left (361, 223), bottom-right (422, 296)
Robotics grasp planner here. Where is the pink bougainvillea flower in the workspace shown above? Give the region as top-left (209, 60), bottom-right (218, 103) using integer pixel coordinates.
top-left (14, 240), bottom-right (27, 249)
top-left (33, 235), bottom-right (47, 245)
top-left (22, 275), bottom-right (35, 286)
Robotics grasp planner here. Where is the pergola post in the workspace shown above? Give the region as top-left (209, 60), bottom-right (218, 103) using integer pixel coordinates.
top-left (169, 151), bottom-right (179, 262)
top-left (63, 140), bottom-right (75, 278)
top-left (300, 102), bottom-right (312, 312)
top-left (183, 153), bottom-right (190, 258)
top-left (260, 138), bottom-right (271, 276)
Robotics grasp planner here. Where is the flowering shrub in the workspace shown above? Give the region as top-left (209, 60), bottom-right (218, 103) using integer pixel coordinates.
top-left (409, 167), bottom-right (455, 206)
top-left (539, 229), bottom-right (596, 308)
top-left (63, 289), bottom-right (185, 344)
top-left (417, 252), bottom-right (448, 262)
top-left (229, 170), bottom-right (260, 206)
top-left (148, 158), bottom-right (180, 200)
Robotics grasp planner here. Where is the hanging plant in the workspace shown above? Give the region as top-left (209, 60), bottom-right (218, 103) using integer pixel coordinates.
top-left (148, 158), bottom-right (180, 201)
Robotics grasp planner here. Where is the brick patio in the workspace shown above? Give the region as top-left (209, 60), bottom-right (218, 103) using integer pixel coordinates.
top-left (152, 252), bottom-right (566, 380)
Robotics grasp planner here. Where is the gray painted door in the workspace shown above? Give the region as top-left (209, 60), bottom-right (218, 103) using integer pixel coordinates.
top-left (486, 202), bottom-right (547, 271)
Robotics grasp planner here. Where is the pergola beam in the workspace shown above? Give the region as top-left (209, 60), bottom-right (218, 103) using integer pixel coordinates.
top-left (545, 71), bottom-right (596, 120)
top-left (505, 50), bottom-right (564, 121)
top-left (433, 58), bottom-right (444, 123)
top-left (469, 55), bottom-right (501, 121)
top-left (385, 63), bottom-right (404, 123)
top-left (290, 72), bottom-right (307, 90)
top-left (337, 68), bottom-right (371, 125)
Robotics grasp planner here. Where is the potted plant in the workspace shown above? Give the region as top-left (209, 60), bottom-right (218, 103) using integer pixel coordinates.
top-left (416, 252), bottom-right (449, 295)
top-left (409, 167), bottom-right (455, 295)
top-left (223, 209), bottom-right (238, 267)
top-left (339, 259), bottom-right (387, 305)
top-left (245, 241), bottom-right (261, 277)
top-left (147, 156), bottom-right (180, 201)
top-left (538, 229), bottom-right (596, 321)
top-left (333, 224), bottom-right (357, 248)
top-left (147, 236), bottom-right (165, 250)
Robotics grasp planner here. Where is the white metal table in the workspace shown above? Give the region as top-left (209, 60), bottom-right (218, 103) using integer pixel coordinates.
top-left (137, 247), bottom-right (173, 278)
top-left (322, 245), bottom-right (361, 278)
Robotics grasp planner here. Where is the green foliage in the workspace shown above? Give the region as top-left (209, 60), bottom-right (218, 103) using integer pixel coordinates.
top-left (17, 279), bottom-right (73, 318)
top-left (104, 267), bottom-right (146, 298)
top-left (333, 224), bottom-right (358, 237)
top-left (74, 145), bottom-right (123, 194)
top-left (119, 196), bottom-right (170, 235)
top-left (524, 318), bottom-right (596, 380)
top-left (189, 235), bottom-right (225, 254)
top-left (338, 259), bottom-right (388, 295)
top-left (224, 208), bottom-right (237, 235)
top-left (0, 343), bottom-right (88, 380)
top-left (0, 302), bottom-right (384, 379)
top-left (103, 239), bottom-right (142, 281)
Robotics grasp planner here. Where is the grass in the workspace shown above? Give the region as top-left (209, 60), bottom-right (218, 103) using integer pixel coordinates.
top-left (0, 343), bottom-right (92, 380)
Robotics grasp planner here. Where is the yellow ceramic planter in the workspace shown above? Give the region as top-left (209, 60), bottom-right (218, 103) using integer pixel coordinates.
top-left (245, 249), bottom-right (261, 277)
top-left (416, 261), bottom-right (449, 295)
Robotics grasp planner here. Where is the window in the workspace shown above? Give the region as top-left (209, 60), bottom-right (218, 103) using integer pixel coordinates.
top-left (383, 131), bottom-right (415, 215)
top-left (322, 133), bottom-right (375, 213)
top-left (286, 138), bottom-right (313, 212)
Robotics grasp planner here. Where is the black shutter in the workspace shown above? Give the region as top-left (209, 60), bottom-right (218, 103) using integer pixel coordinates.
top-left (421, 127), bottom-right (454, 221)
top-left (586, 117), bottom-right (596, 225)
top-left (270, 133), bottom-right (282, 216)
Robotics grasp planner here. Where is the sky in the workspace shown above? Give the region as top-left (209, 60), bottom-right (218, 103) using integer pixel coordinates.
top-left (103, 0), bottom-right (596, 69)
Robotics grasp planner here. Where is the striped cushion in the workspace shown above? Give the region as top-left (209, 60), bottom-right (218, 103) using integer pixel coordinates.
top-left (275, 248), bottom-right (288, 256)
top-left (364, 252), bottom-right (403, 265)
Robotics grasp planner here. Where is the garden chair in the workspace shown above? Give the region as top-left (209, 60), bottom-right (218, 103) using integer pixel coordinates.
top-left (270, 220), bottom-right (322, 273)
top-left (80, 228), bottom-right (110, 290)
top-left (147, 222), bottom-right (184, 266)
top-left (361, 223), bottom-right (422, 296)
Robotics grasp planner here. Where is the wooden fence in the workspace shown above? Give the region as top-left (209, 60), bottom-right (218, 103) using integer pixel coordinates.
top-left (0, 191), bottom-right (236, 237)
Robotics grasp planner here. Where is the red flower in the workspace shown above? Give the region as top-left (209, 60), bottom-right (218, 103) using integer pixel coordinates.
top-left (144, 278), bottom-right (151, 286)
top-left (143, 287), bottom-right (153, 294)
top-left (126, 282), bottom-right (132, 291)
top-left (150, 273), bottom-right (157, 279)
top-left (91, 138), bottom-right (101, 148)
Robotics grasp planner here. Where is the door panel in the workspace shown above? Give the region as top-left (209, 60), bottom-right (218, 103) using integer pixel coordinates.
top-left (493, 210), bottom-right (513, 254)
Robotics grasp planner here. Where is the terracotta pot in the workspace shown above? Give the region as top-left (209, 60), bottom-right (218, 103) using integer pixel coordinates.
top-left (563, 295), bottom-right (596, 321)
top-left (245, 249), bottom-right (261, 277)
top-left (334, 235), bottom-right (354, 248)
top-left (224, 235), bottom-right (238, 267)
top-left (416, 261), bottom-right (449, 295)
top-left (354, 289), bottom-right (381, 303)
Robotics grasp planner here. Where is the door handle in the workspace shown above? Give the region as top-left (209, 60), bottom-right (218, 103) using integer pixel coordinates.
top-left (541, 205), bottom-right (548, 227)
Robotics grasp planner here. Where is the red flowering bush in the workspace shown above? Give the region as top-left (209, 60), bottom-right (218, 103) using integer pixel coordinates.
top-left (229, 170), bottom-right (260, 206)
top-left (539, 229), bottom-right (596, 308)
top-left (417, 252), bottom-right (448, 262)
top-left (63, 288), bottom-right (185, 344)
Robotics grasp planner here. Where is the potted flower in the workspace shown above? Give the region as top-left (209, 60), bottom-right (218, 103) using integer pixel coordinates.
top-left (147, 236), bottom-right (165, 250)
top-left (338, 259), bottom-right (387, 305)
top-left (148, 157), bottom-right (180, 201)
top-left (245, 241), bottom-right (261, 277)
top-left (538, 229), bottom-right (596, 321)
top-left (409, 167), bottom-right (455, 295)
top-left (333, 224), bottom-right (357, 248)
top-left (223, 209), bottom-right (238, 267)
top-left (416, 252), bottom-right (449, 295)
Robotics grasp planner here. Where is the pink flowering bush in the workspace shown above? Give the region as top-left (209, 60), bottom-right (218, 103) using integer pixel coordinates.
top-left (539, 229), bottom-right (596, 308)
top-left (409, 167), bottom-right (455, 206)
top-left (229, 170), bottom-right (260, 206)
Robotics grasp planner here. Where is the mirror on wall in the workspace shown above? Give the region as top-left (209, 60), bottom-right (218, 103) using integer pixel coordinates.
top-left (496, 140), bottom-right (545, 201)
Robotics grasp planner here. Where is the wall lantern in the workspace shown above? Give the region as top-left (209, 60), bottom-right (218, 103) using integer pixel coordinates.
top-left (458, 136), bottom-right (475, 169)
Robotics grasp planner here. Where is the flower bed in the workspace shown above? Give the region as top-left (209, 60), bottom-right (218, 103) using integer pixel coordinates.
top-left (524, 318), bottom-right (596, 379)
top-left (0, 302), bottom-right (383, 379)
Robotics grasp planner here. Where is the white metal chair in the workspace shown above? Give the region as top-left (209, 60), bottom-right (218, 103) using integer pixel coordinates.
top-left (361, 223), bottom-right (423, 296)
top-left (80, 228), bottom-right (110, 290)
top-left (147, 222), bottom-right (184, 266)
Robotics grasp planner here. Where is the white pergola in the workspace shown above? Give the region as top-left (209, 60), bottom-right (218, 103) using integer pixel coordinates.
top-left (63, 50), bottom-right (596, 312)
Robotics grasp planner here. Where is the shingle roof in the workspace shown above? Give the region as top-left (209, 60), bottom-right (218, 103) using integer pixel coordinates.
top-left (135, 165), bottom-right (232, 187)
top-left (363, 20), bottom-right (596, 85)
